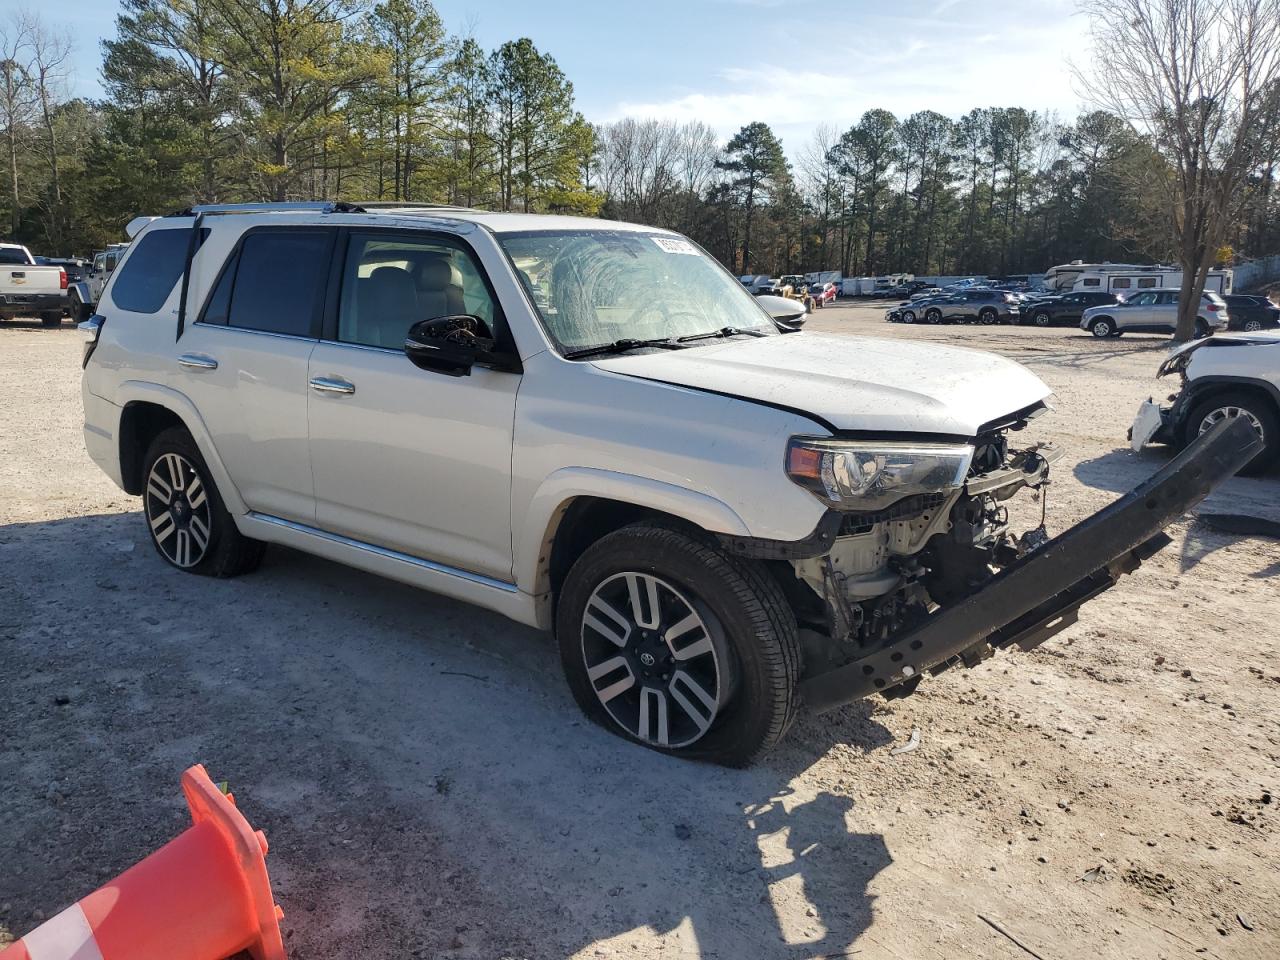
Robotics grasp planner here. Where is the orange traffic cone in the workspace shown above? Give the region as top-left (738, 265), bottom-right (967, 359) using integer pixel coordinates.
top-left (2, 764), bottom-right (286, 960)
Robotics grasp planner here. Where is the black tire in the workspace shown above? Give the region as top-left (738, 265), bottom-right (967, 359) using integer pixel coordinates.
top-left (1088, 317), bottom-right (1114, 338)
top-left (555, 523), bottom-right (800, 767)
top-left (924, 308), bottom-right (941, 324)
top-left (1032, 310), bottom-right (1052, 327)
top-left (901, 310), bottom-right (916, 324)
top-left (1183, 391), bottom-right (1279, 476)
top-left (40, 312), bottom-right (61, 327)
top-left (1193, 318), bottom-right (1210, 339)
top-left (141, 427), bottom-right (265, 577)
top-left (978, 308), bottom-right (998, 325)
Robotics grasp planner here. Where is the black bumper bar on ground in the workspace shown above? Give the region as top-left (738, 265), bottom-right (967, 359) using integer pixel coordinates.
top-left (801, 416), bottom-right (1263, 714)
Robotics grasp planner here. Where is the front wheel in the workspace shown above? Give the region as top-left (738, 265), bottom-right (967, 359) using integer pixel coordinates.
top-left (141, 427), bottom-right (265, 577)
top-left (924, 308), bottom-right (942, 324)
top-left (1243, 319), bottom-right (1263, 332)
top-left (1185, 392), bottom-right (1278, 476)
top-left (1033, 310), bottom-right (1052, 327)
top-left (901, 310), bottom-right (916, 324)
top-left (1089, 317), bottom-right (1113, 338)
top-left (556, 523), bottom-right (800, 766)
top-left (978, 308), bottom-right (998, 325)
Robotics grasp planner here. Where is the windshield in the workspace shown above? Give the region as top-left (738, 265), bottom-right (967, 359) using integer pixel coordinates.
top-left (498, 230), bottom-right (777, 352)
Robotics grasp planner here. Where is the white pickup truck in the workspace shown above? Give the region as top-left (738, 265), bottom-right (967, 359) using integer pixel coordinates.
top-left (0, 242), bottom-right (68, 326)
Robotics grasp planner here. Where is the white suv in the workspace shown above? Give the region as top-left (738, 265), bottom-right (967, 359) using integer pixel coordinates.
top-left (79, 203), bottom-right (1258, 765)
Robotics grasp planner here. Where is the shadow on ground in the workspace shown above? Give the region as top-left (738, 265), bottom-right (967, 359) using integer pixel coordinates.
top-left (1, 511), bottom-right (895, 959)
top-left (1071, 446), bottom-right (1280, 574)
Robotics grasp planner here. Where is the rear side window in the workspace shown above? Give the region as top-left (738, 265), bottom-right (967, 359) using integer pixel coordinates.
top-left (0, 247), bottom-right (29, 265)
top-left (110, 229), bottom-right (207, 313)
top-left (199, 230), bottom-right (331, 337)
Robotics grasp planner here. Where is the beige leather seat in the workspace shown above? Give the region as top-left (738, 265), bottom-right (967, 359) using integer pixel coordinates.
top-left (416, 256), bottom-right (466, 319)
top-left (355, 266), bottom-right (419, 349)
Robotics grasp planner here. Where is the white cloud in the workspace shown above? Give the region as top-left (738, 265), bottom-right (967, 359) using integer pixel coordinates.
top-left (609, 20), bottom-right (1087, 155)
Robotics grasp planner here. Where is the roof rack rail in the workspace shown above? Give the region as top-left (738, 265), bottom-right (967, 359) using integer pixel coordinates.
top-left (166, 201), bottom-right (368, 217)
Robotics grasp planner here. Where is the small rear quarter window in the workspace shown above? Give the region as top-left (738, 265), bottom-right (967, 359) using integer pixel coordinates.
top-left (109, 228), bottom-right (207, 314)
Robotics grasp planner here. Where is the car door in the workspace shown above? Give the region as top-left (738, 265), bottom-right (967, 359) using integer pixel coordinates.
top-left (173, 226), bottom-right (334, 523)
top-left (1054, 293), bottom-right (1082, 322)
top-left (306, 228), bottom-right (519, 583)
top-left (1118, 291), bottom-right (1157, 330)
top-left (1151, 291), bottom-right (1180, 332)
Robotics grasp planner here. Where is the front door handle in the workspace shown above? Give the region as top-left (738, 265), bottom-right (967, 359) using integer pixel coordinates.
top-left (310, 376), bottom-right (355, 396)
top-left (178, 353), bottom-right (218, 371)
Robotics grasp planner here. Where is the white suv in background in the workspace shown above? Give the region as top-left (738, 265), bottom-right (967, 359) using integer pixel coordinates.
top-left (1080, 287), bottom-right (1229, 338)
top-left (79, 203), bottom-right (1257, 765)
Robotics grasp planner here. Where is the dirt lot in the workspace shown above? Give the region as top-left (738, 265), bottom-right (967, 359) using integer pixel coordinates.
top-left (2, 302), bottom-right (1277, 960)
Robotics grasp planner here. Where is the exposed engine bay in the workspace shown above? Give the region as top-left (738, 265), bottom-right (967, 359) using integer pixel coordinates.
top-left (791, 429), bottom-right (1061, 685)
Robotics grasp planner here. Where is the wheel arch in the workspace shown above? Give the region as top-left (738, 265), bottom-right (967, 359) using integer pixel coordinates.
top-left (516, 468), bottom-right (754, 627)
top-left (114, 382), bottom-right (248, 515)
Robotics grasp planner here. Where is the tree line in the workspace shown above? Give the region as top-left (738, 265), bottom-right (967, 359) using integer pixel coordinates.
top-left (1, 0), bottom-right (1278, 288)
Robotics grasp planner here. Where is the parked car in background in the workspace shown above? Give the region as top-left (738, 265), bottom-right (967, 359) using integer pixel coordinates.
top-left (1080, 289), bottom-right (1228, 339)
top-left (885, 291), bottom-right (953, 323)
top-left (68, 242), bottom-right (132, 321)
top-left (0, 242), bottom-right (68, 325)
top-left (739, 274), bottom-right (775, 295)
top-left (940, 289), bottom-right (1021, 325)
top-left (1222, 294), bottom-right (1280, 332)
top-left (1020, 291), bottom-right (1118, 328)
top-left (810, 281), bottom-right (837, 307)
top-left (1131, 332), bottom-right (1280, 475)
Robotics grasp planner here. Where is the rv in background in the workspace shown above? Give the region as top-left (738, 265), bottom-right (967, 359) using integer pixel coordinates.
top-left (1042, 261), bottom-right (1232, 296)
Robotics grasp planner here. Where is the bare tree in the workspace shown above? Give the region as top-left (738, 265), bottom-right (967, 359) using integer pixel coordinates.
top-left (1079, 0), bottom-right (1280, 340)
top-left (19, 9), bottom-right (72, 248)
top-left (0, 14), bottom-right (34, 236)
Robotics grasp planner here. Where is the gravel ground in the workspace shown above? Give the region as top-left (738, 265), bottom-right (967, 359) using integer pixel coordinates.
top-left (1, 304), bottom-right (1277, 960)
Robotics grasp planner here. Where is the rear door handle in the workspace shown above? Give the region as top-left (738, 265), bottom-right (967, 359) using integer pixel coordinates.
top-left (178, 353), bottom-right (218, 371)
top-left (309, 376), bottom-right (355, 396)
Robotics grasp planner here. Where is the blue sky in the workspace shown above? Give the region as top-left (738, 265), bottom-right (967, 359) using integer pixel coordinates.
top-left (55, 0), bottom-right (1091, 154)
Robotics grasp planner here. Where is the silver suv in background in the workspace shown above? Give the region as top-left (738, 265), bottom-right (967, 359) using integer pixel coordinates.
top-left (1080, 288), bottom-right (1229, 338)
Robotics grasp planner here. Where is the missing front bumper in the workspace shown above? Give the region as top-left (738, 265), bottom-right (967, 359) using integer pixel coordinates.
top-left (800, 416), bottom-right (1261, 714)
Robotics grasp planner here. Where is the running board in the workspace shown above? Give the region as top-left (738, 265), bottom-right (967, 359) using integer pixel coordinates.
top-left (801, 416), bottom-right (1262, 714)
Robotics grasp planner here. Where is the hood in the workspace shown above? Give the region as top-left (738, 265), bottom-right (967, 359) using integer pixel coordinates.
top-left (1158, 331), bottom-right (1280, 376)
top-left (591, 332), bottom-right (1052, 437)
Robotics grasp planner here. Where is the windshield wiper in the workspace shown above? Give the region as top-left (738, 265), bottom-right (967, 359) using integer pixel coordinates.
top-left (561, 337), bottom-right (683, 360)
top-left (676, 326), bottom-right (768, 343)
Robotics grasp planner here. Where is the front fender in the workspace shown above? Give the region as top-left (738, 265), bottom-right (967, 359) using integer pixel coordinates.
top-left (514, 466), bottom-right (752, 601)
top-left (115, 380), bottom-right (249, 517)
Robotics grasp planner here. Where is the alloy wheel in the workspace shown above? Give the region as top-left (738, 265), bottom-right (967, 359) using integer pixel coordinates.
top-left (580, 572), bottom-right (725, 748)
top-left (1091, 320), bottom-right (1112, 337)
top-left (145, 452), bottom-right (212, 568)
top-left (1034, 311), bottom-right (1051, 327)
top-left (902, 311), bottom-right (916, 324)
top-left (1198, 405), bottom-right (1265, 444)
top-left (1244, 320), bottom-right (1262, 332)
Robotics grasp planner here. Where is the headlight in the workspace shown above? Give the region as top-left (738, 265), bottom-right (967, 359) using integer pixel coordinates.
top-left (785, 438), bottom-right (974, 511)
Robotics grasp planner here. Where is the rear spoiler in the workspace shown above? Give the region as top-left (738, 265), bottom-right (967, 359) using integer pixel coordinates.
top-left (125, 216), bottom-right (159, 238)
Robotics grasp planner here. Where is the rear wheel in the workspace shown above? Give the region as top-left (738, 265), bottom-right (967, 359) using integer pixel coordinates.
top-left (1243, 319), bottom-right (1263, 332)
top-left (141, 427), bottom-right (265, 577)
top-left (1184, 392), bottom-right (1278, 476)
top-left (556, 523), bottom-right (800, 766)
top-left (1089, 317), bottom-right (1114, 338)
top-left (1193, 318), bottom-right (1210, 339)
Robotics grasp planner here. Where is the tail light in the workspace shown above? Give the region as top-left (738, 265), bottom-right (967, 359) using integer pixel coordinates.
top-left (1206, 303), bottom-right (1219, 312)
top-left (59, 268), bottom-right (68, 290)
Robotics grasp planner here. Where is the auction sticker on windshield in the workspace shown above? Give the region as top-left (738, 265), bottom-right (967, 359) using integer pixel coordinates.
top-left (651, 236), bottom-right (698, 255)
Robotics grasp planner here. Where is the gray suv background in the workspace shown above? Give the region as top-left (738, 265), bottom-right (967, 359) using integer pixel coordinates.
top-left (1081, 288), bottom-right (1229, 338)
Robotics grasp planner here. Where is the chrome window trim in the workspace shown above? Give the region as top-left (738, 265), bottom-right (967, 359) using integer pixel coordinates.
top-left (248, 512), bottom-right (518, 593)
top-left (191, 320), bottom-right (319, 344)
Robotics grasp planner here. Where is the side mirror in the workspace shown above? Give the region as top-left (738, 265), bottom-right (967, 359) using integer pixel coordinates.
top-left (755, 294), bottom-right (807, 327)
top-left (404, 315), bottom-right (517, 377)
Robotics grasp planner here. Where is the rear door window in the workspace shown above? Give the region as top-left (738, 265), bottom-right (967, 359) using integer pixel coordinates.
top-left (109, 228), bottom-right (207, 314)
top-left (217, 230), bottom-right (332, 338)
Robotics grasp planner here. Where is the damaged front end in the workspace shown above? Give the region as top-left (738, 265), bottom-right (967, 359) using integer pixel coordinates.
top-left (722, 414), bottom-right (1262, 714)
